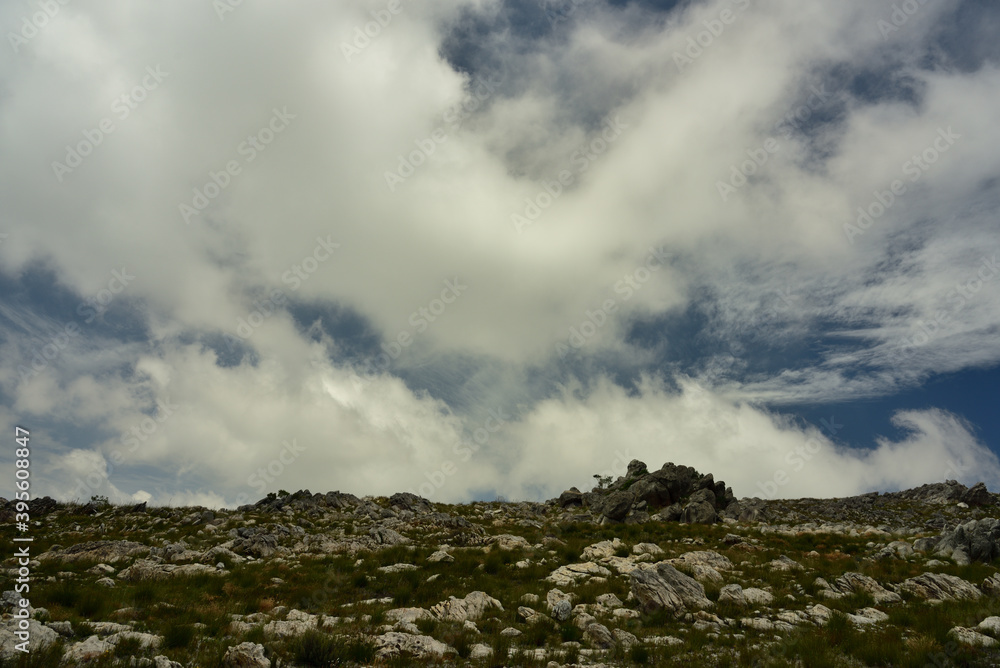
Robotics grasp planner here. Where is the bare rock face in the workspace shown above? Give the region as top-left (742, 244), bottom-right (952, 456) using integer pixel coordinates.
top-left (718, 584), bottom-right (774, 607)
top-left (222, 642), bottom-right (271, 668)
top-left (231, 533), bottom-right (279, 558)
top-left (629, 562), bottom-right (713, 615)
top-left (898, 573), bottom-right (982, 602)
top-left (430, 591), bottom-right (503, 622)
top-left (373, 632), bottom-right (456, 659)
top-left (601, 491), bottom-right (634, 523)
top-left (38, 540), bottom-right (149, 564)
top-left (681, 500), bottom-right (718, 525)
top-left (557, 488), bottom-right (584, 508)
top-left (828, 572), bottom-right (902, 605)
top-left (928, 518), bottom-right (1000, 564)
top-left (0, 618), bottom-right (59, 659)
top-left (117, 559), bottom-right (221, 581)
top-left (553, 459), bottom-right (734, 525)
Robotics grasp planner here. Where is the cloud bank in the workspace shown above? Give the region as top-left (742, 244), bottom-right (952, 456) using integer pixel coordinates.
top-left (0, 0), bottom-right (998, 506)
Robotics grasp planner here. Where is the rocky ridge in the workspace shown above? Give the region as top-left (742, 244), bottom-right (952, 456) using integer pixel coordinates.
top-left (3, 461), bottom-right (1000, 666)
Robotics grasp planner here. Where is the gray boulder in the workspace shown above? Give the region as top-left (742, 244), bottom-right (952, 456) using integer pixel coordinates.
top-left (930, 518), bottom-right (1000, 563)
top-left (898, 572), bottom-right (982, 602)
top-left (557, 488), bottom-right (584, 508)
top-left (550, 599), bottom-right (572, 622)
top-left (961, 482), bottom-right (992, 507)
top-left (601, 491), bottom-right (634, 523)
top-left (630, 477), bottom-right (671, 508)
top-left (681, 501), bottom-right (717, 525)
top-left (629, 563), bottom-right (713, 614)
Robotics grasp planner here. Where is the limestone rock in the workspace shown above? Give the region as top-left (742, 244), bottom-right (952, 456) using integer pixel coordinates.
top-left (949, 626), bottom-right (998, 647)
top-left (898, 572), bottom-right (982, 602)
top-left (629, 562), bottom-right (713, 614)
top-left (374, 632), bottom-right (456, 659)
top-left (223, 641), bottom-right (271, 667)
top-left (430, 591), bottom-right (503, 622)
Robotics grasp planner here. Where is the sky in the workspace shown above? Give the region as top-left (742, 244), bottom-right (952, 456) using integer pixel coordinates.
top-left (1, 0), bottom-right (999, 508)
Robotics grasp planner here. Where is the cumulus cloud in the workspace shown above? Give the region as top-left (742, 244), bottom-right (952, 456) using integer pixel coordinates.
top-left (0, 0), bottom-right (998, 505)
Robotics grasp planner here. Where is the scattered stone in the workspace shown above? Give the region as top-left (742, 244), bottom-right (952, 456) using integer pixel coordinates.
top-left (898, 573), bottom-right (982, 602)
top-left (374, 632), bottom-right (456, 659)
top-left (768, 555), bottom-right (804, 572)
top-left (551, 599), bottom-right (572, 622)
top-left (949, 626), bottom-right (998, 647)
top-left (629, 562), bottom-right (713, 614)
top-left (430, 591), bottom-right (503, 622)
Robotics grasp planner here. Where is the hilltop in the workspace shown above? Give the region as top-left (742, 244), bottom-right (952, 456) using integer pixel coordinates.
top-left (4, 460), bottom-right (1000, 667)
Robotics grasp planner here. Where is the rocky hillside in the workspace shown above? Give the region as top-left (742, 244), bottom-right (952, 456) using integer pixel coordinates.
top-left (4, 460), bottom-right (1000, 667)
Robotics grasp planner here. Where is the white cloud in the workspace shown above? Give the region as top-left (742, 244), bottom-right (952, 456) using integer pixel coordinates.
top-left (0, 0), bottom-right (998, 504)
